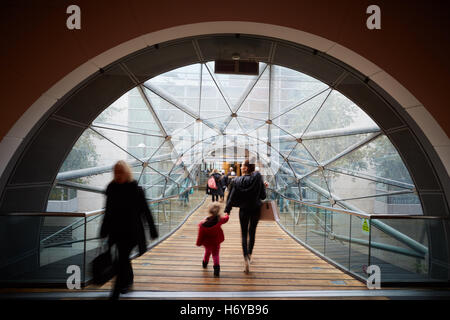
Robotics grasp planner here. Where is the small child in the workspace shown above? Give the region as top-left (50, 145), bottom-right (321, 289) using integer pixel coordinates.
top-left (196, 203), bottom-right (229, 277)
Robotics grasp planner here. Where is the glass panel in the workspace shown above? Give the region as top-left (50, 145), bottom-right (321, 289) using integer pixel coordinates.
top-left (322, 168), bottom-right (418, 214)
top-left (288, 142), bottom-right (318, 167)
top-left (146, 64), bottom-right (201, 116)
top-left (224, 118), bottom-right (245, 135)
top-left (303, 89), bottom-right (378, 134)
top-left (302, 171), bottom-right (331, 200)
top-left (93, 88), bottom-right (164, 137)
top-left (349, 216), bottom-right (370, 278)
top-left (273, 89), bottom-right (331, 138)
top-left (325, 211), bottom-right (351, 269)
top-left (47, 186), bottom-right (79, 213)
top-left (302, 133), bottom-right (373, 165)
top-left (140, 166), bottom-right (167, 199)
top-left (203, 116), bottom-right (230, 132)
top-left (144, 88), bottom-right (196, 134)
top-left (270, 65), bottom-right (329, 118)
top-left (171, 122), bottom-right (197, 155)
top-left (368, 218), bottom-right (449, 284)
top-left (235, 116), bottom-right (266, 134)
top-left (59, 128), bottom-right (134, 173)
top-left (92, 126), bottom-right (165, 161)
top-left (200, 64), bottom-right (232, 118)
top-left (207, 61), bottom-right (266, 111)
top-left (373, 184), bottom-right (422, 215)
top-left (199, 121), bottom-right (220, 141)
top-left (291, 203), bottom-right (307, 242)
top-left (288, 161), bottom-right (316, 180)
top-left (237, 66), bottom-right (270, 121)
top-left (247, 124), bottom-right (269, 142)
top-left (327, 135), bottom-right (415, 191)
top-left (306, 206), bottom-right (326, 254)
top-left (0, 216), bottom-right (86, 285)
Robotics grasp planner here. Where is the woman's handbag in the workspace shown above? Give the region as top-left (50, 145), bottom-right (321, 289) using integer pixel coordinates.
top-left (259, 200), bottom-right (280, 221)
top-left (91, 243), bottom-right (118, 285)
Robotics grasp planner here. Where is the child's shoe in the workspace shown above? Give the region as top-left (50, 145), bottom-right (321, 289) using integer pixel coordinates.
top-left (202, 260), bottom-right (208, 268)
top-left (213, 265), bottom-right (220, 277)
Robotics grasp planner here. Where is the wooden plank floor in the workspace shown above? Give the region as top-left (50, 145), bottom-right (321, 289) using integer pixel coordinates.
top-left (93, 198), bottom-right (368, 292)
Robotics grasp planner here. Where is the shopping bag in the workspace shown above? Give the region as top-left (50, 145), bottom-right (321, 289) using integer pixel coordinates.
top-left (91, 245), bottom-right (117, 285)
top-left (259, 200), bottom-right (280, 221)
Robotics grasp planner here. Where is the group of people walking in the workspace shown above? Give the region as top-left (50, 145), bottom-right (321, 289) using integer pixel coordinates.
top-left (197, 161), bottom-right (267, 277)
top-left (205, 167), bottom-right (236, 202)
top-left (98, 160), bottom-right (267, 299)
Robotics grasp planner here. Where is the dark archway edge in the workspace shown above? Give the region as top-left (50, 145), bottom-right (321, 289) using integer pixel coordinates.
top-left (0, 34), bottom-right (448, 280)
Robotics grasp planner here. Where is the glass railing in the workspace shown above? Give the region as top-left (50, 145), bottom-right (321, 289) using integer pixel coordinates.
top-left (0, 186), bottom-right (206, 287)
top-left (267, 188), bottom-right (449, 285)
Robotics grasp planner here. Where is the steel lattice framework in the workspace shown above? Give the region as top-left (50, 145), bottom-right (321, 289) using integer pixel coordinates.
top-left (55, 62), bottom-right (420, 214)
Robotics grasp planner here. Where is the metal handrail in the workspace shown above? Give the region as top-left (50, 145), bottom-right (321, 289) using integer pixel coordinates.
top-left (3, 186), bottom-right (199, 218)
top-left (7, 186), bottom-right (199, 248)
top-left (268, 188), bottom-right (448, 220)
top-left (268, 188), bottom-right (435, 257)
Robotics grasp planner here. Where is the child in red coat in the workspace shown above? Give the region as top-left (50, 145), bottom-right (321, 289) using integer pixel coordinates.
top-left (196, 203), bottom-right (229, 277)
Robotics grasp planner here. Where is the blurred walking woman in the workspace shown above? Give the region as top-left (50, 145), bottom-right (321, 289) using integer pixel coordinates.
top-left (224, 160), bottom-right (267, 273)
top-left (100, 160), bottom-right (158, 300)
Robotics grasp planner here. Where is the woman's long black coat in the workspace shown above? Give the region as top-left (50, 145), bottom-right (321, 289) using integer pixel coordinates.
top-left (100, 180), bottom-right (158, 257)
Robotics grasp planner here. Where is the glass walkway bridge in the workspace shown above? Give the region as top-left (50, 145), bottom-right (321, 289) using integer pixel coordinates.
top-left (1, 58), bottom-right (449, 299)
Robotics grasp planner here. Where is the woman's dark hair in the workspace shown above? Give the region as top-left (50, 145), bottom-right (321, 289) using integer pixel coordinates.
top-left (243, 159), bottom-right (255, 174)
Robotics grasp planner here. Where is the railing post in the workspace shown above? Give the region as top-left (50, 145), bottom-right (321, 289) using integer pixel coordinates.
top-left (348, 215), bottom-right (352, 271)
top-left (368, 217), bottom-right (372, 270)
top-left (324, 210), bottom-right (327, 255)
top-left (305, 206), bottom-right (308, 243)
top-left (83, 215), bottom-right (87, 285)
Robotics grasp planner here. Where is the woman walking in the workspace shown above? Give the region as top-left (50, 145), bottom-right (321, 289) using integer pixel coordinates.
top-left (100, 160), bottom-right (158, 300)
top-left (224, 160), bottom-right (268, 273)
top-left (206, 169), bottom-right (224, 202)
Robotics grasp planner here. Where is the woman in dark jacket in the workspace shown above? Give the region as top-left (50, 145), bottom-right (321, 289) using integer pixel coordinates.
top-left (224, 159), bottom-right (268, 274)
top-left (206, 169), bottom-right (224, 202)
top-left (100, 160), bottom-right (158, 300)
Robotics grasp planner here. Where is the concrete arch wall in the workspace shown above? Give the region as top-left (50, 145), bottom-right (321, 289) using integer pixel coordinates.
top-left (1, 20), bottom-right (449, 176)
top-left (0, 11), bottom-right (448, 281)
top-left (1, 22), bottom-right (448, 208)
top-left (0, 31), bottom-right (447, 217)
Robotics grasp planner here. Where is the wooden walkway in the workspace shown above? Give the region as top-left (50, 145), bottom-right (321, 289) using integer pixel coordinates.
top-left (94, 198), bottom-right (368, 292)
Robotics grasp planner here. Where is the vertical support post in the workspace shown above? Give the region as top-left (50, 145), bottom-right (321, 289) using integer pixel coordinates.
top-left (368, 218), bottom-right (372, 270)
top-left (83, 216), bottom-right (87, 285)
top-left (305, 205), bottom-right (309, 244)
top-left (348, 215), bottom-right (352, 271)
top-left (324, 210), bottom-right (327, 255)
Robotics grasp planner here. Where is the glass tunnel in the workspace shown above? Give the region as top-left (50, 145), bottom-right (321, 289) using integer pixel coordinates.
top-left (33, 62), bottom-right (447, 287)
top-left (52, 62), bottom-right (421, 215)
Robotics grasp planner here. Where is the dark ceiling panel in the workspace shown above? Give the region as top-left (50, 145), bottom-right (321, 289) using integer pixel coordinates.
top-left (197, 35), bottom-right (272, 63)
top-left (273, 42), bottom-right (343, 86)
top-left (0, 185), bottom-right (51, 213)
top-left (9, 119), bottom-right (84, 185)
top-left (123, 40), bottom-right (199, 82)
top-left (388, 128), bottom-right (441, 192)
top-left (336, 74), bottom-right (405, 131)
top-left (54, 65), bottom-right (135, 124)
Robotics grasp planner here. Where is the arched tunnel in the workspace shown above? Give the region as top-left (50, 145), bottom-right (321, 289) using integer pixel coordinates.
top-left (0, 2), bottom-right (449, 300)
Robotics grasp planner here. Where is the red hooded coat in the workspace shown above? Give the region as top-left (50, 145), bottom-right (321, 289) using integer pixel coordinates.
top-left (196, 215), bottom-right (229, 247)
